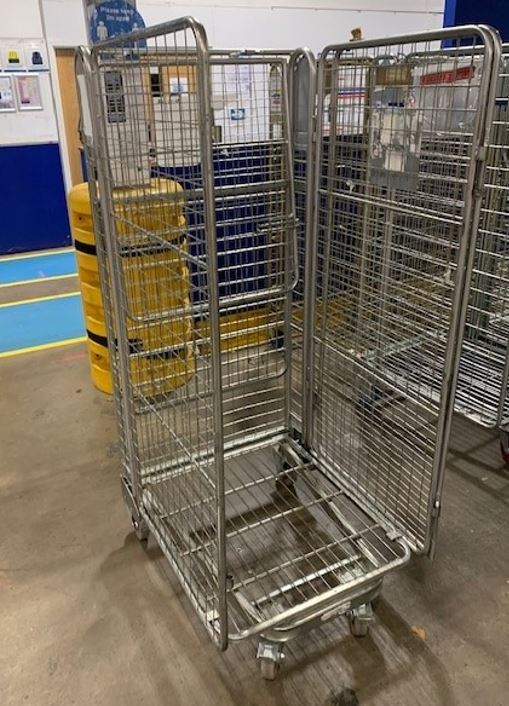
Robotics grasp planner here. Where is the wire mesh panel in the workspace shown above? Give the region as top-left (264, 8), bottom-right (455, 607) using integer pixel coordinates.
top-left (307, 26), bottom-right (501, 556)
top-left (75, 50), bottom-right (133, 499)
top-left (78, 19), bottom-right (229, 646)
top-left (77, 19), bottom-right (501, 676)
top-left (480, 49), bottom-right (509, 429)
top-left (364, 44), bottom-right (509, 433)
top-left (454, 48), bottom-right (509, 428)
top-left (148, 48), bottom-right (297, 451)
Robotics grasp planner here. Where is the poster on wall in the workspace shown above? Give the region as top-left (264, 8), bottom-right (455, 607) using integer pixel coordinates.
top-left (0, 76), bottom-right (15, 112)
top-left (0, 40), bottom-right (26, 71)
top-left (85, 0), bottom-right (146, 46)
top-left (24, 40), bottom-right (49, 71)
top-left (15, 75), bottom-right (43, 111)
top-left (224, 65), bottom-right (252, 98)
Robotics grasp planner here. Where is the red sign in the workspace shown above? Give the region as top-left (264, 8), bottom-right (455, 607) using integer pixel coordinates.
top-left (420, 65), bottom-right (475, 86)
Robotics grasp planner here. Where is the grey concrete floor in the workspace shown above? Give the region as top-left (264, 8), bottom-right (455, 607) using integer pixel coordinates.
top-left (1, 341), bottom-right (509, 706)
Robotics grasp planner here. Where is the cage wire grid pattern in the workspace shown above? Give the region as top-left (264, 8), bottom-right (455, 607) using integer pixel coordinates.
top-left (76, 19), bottom-right (500, 656)
top-left (342, 41), bottom-right (509, 431)
top-left (291, 43), bottom-right (509, 441)
top-left (306, 26), bottom-right (500, 555)
top-left (428, 45), bottom-right (509, 429)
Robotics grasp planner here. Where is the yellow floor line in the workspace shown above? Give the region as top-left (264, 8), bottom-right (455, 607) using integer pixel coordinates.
top-left (0, 247), bottom-right (75, 262)
top-left (0, 291), bottom-right (81, 309)
top-left (0, 336), bottom-right (87, 359)
top-left (0, 273), bottom-right (78, 289)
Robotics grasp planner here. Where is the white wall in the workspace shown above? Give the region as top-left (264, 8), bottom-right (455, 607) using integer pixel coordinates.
top-left (0, 0), bottom-right (44, 38)
top-left (42, 0), bottom-right (87, 46)
top-left (141, 1), bottom-right (445, 53)
top-left (41, 0), bottom-right (444, 50)
top-left (32, 0), bottom-right (445, 189)
top-left (0, 73), bottom-right (59, 146)
top-left (0, 0), bottom-right (58, 146)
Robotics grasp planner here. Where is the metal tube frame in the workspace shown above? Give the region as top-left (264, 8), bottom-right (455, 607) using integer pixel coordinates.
top-left (428, 26), bottom-right (502, 553)
top-left (85, 16), bottom-right (229, 647)
top-left (77, 19), bottom-right (503, 662)
top-left (288, 48), bottom-right (318, 448)
top-left (309, 24), bottom-right (502, 557)
top-left (75, 45), bottom-right (143, 510)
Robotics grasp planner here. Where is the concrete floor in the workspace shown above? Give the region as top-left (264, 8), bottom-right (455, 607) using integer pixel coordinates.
top-left (1, 340), bottom-right (509, 706)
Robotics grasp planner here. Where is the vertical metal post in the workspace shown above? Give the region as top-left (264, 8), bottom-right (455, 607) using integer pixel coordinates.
top-left (377, 186), bottom-right (396, 352)
top-left (310, 51), bottom-right (342, 446)
top-left (280, 60), bottom-right (299, 433)
top-left (288, 49), bottom-right (317, 448)
top-left (428, 27), bottom-right (502, 557)
top-left (192, 22), bottom-right (228, 650)
top-left (79, 46), bottom-right (143, 507)
top-left (302, 52), bottom-right (329, 450)
top-left (355, 61), bottom-right (376, 346)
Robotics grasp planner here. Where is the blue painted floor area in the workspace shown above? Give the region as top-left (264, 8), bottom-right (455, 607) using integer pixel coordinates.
top-left (0, 294), bottom-right (85, 354)
top-left (0, 250), bottom-right (77, 285)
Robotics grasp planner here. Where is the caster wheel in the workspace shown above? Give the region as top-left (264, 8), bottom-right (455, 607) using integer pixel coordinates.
top-left (349, 601), bottom-right (373, 637)
top-left (257, 639), bottom-right (283, 680)
top-left (260, 658), bottom-right (280, 681)
top-left (500, 430), bottom-right (509, 466)
top-left (132, 515), bottom-right (149, 542)
top-left (349, 615), bottom-right (369, 637)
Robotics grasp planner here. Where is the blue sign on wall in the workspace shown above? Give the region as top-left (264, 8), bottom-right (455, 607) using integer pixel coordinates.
top-left (90, 0), bottom-right (146, 45)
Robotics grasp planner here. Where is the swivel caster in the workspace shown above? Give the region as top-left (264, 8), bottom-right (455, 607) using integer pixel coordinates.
top-left (349, 602), bottom-right (373, 638)
top-left (260, 658), bottom-right (280, 680)
top-left (257, 639), bottom-right (284, 680)
top-left (132, 515), bottom-right (149, 542)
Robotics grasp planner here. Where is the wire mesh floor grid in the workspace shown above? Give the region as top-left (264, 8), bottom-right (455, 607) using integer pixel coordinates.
top-left (142, 438), bottom-right (407, 635)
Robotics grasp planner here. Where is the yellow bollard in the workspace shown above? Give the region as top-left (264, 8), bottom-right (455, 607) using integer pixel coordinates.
top-left (68, 180), bottom-right (194, 397)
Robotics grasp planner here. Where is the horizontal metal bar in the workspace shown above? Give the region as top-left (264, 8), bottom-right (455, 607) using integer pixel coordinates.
top-left (228, 541), bottom-right (411, 641)
top-left (181, 489), bottom-right (344, 557)
top-left (125, 286), bottom-right (292, 325)
top-left (251, 555), bottom-right (363, 608)
top-left (321, 24), bottom-right (499, 58)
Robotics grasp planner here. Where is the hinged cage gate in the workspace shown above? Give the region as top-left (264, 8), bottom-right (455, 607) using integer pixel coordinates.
top-left (306, 26), bottom-right (500, 558)
top-left (76, 18), bottom-right (501, 673)
top-left (379, 43), bottom-right (509, 456)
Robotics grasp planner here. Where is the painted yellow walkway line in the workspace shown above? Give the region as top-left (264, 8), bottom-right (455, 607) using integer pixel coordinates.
top-left (0, 272), bottom-right (78, 289)
top-left (0, 337), bottom-right (87, 359)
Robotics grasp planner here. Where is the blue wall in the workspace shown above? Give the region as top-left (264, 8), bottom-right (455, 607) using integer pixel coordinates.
top-left (0, 143), bottom-right (71, 255)
top-left (444, 0), bottom-right (509, 40)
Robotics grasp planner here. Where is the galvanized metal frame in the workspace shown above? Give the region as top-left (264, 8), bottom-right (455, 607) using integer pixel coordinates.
top-left (380, 38), bottom-right (509, 449)
top-left (75, 44), bottom-right (146, 528)
top-left (76, 18), bottom-right (502, 671)
top-left (80, 16), bottom-right (229, 646)
top-left (288, 48), bottom-right (317, 445)
top-left (307, 25), bottom-right (501, 557)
